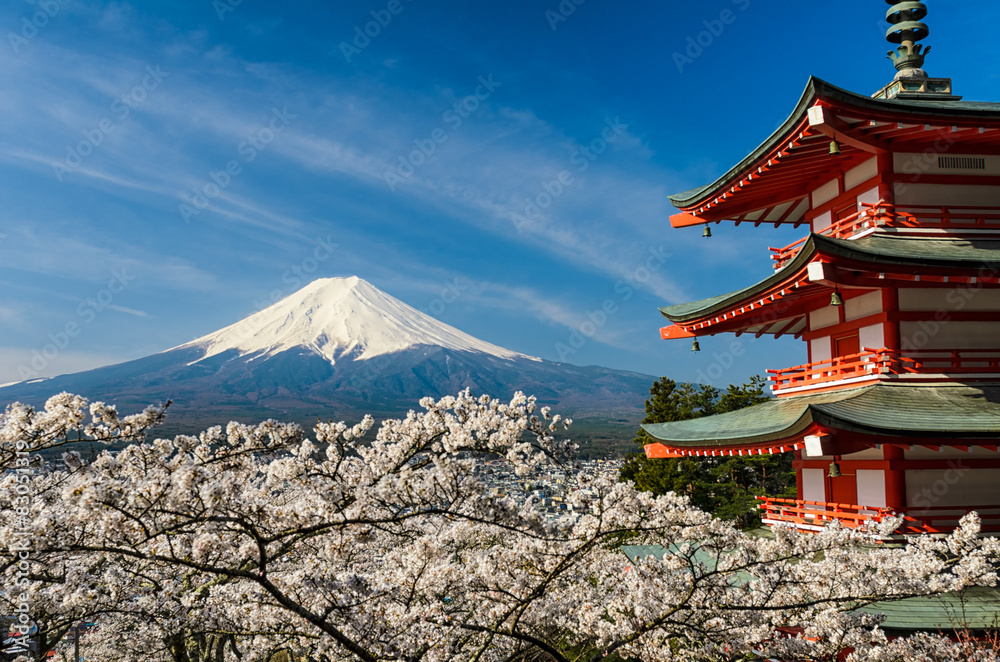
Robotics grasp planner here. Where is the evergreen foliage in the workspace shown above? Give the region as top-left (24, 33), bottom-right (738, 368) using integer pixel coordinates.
top-left (619, 375), bottom-right (796, 529)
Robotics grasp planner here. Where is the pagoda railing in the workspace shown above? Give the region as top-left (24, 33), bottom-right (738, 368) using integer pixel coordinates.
top-left (758, 497), bottom-right (1000, 535)
top-left (767, 348), bottom-right (890, 392)
top-left (769, 202), bottom-right (1000, 269)
top-left (757, 496), bottom-right (895, 531)
top-left (893, 204), bottom-right (1000, 231)
top-left (768, 347), bottom-right (1000, 393)
top-left (894, 505), bottom-right (1000, 535)
top-left (770, 203), bottom-right (886, 269)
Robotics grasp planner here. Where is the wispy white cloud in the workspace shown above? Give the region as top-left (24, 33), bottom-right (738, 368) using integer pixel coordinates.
top-left (0, 227), bottom-right (221, 292)
top-left (389, 272), bottom-right (635, 351)
top-left (0, 32), bottom-right (696, 307)
top-left (105, 304), bottom-right (151, 318)
top-left (0, 306), bottom-right (23, 325)
top-left (0, 9), bottom-right (703, 379)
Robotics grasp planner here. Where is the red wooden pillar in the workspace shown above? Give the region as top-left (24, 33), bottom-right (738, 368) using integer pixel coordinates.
top-left (795, 449), bottom-right (804, 501)
top-left (882, 288), bottom-right (900, 351)
top-left (883, 444), bottom-right (907, 510)
top-left (877, 152), bottom-right (895, 204)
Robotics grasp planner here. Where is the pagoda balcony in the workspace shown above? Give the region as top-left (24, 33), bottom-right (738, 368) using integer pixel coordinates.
top-left (770, 203), bottom-right (1000, 270)
top-left (757, 496), bottom-right (1000, 536)
top-left (768, 347), bottom-right (1000, 395)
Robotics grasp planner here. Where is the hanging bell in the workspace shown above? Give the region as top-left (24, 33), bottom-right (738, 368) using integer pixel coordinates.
top-left (702, 225), bottom-right (712, 238)
top-left (829, 140), bottom-right (842, 156)
top-left (691, 340), bottom-right (701, 352)
top-left (827, 461), bottom-right (842, 478)
top-left (830, 289), bottom-right (844, 307)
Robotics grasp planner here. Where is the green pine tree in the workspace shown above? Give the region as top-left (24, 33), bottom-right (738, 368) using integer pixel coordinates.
top-left (620, 375), bottom-right (796, 529)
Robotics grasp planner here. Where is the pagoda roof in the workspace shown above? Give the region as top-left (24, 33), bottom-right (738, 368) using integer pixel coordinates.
top-left (660, 234), bottom-right (1000, 326)
top-left (623, 546), bottom-right (1000, 632)
top-left (668, 77), bottom-right (1000, 226)
top-left (642, 383), bottom-right (1000, 451)
top-left (859, 587), bottom-right (1000, 632)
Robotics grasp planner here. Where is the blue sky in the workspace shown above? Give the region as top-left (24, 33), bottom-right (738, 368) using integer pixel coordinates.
top-left (1, 0), bottom-right (998, 390)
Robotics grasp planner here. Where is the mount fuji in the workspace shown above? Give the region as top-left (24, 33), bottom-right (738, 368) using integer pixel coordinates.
top-left (0, 278), bottom-right (653, 441)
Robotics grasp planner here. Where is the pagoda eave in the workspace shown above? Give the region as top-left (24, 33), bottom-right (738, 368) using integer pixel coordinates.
top-left (644, 440), bottom-right (807, 459)
top-left (643, 383), bottom-right (1000, 457)
top-left (668, 77), bottom-right (1000, 227)
top-left (659, 234), bottom-right (1000, 340)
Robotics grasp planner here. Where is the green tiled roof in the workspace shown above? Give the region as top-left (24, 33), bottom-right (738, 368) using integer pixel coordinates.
top-left (825, 234), bottom-right (1000, 268)
top-left (622, 546), bottom-right (1000, 632)
top-left (642, 389), bottom-right (846, 447)
top-left (642, 383), bottom-right (1000, 447)
top-left (860, 587), bottom-right (1000, 632)
top-left (813, 383), bottom-right (1000, 437)
top-left (670, 77), bottom-right (1000, 208)
top-left (660, 234), bottom-right (1000, 323)
top-left (659, 286), bottom-right (760, 321)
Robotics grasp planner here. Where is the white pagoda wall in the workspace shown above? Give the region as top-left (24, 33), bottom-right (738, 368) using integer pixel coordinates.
top-left (893, 153), bottom-right (1000, 178)
top-left (892, 151), bottom-right (1000, 215)
top-left (807, 291), bottom-right (886, 361)
top-left (904, 448), bottom-right (1000, 515)
top-left (850, 292), bottom-right (885, 351)
top-left (809, 158), bottom-right (880, 234)
top-left (899, 289), bottom-right (1000, 311)
top-left (905, 469), bottom-right (1000, 509)
top-left (900, 321), bottom-right (1000, 350)
top-left (894, 183), bottom-right (1000, 207)
top-left (801, 468), bottom-right (826, 503)
top-left (898, 288), bottom-right (1000, 351)
top-left (846, 159), bottom-right (878, 191)
top-left (856, 470), bottom-right (887, 509)
top-left (809, 306), bottom-right (839, 330)
top-left (905, 446), bottom-right (1000, 460)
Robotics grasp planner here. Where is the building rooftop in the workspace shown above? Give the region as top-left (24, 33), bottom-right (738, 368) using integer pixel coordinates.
top-left (859, 586), bottom-right (1000, 632)
top-left (659, 234), bottom-right (1000, 324)
top-left (623, 545), bottom-right (1000, 632)
top-left (669, 77), bottom-right (1000, 211)
top-left (643, 383), bottom-right (1000, 450)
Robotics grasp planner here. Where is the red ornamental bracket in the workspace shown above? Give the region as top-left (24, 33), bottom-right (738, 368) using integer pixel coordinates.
top-left (660, 325), bottom-right (696, 340)
top-left (644, 443), bottom-right (684, 459)
top-left (670, 212), bottom-right (712, 228)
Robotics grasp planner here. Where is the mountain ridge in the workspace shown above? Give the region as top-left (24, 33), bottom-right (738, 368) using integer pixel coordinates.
top-left (170, 276), bottom-right (539, 366)
top-left (0, 278), bottom-right (653, 451)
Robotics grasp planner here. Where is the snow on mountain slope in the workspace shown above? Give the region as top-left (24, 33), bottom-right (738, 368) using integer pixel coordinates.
top-left (171, 277), bottom-right (540, 366)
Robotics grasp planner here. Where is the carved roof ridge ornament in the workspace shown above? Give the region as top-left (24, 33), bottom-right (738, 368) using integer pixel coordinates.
top-left (874, 2), bottom-right (959, 100)
top-left (886, 1), bottom-right (931, 79)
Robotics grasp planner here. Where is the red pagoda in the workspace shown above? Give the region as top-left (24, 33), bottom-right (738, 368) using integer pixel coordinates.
top-left (644, 1), bottom-right (1000, 542)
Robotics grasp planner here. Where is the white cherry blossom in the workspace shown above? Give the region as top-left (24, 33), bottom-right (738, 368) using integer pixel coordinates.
top-left (1, 391), bottom-right (998, 661)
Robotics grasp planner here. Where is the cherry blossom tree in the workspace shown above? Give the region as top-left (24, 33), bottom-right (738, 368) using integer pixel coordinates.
top-left (1, 391), bottom-right (999, 662)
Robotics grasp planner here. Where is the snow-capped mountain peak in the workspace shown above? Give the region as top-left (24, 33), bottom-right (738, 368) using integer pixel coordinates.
top-left (172, 277), bottom-right (538, 366)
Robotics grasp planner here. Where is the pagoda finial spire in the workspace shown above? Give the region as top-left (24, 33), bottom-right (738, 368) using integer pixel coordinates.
top-left (873, 1), bottom-right (958, 99)
top-left (885, 1), bottom-right (931, 79)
